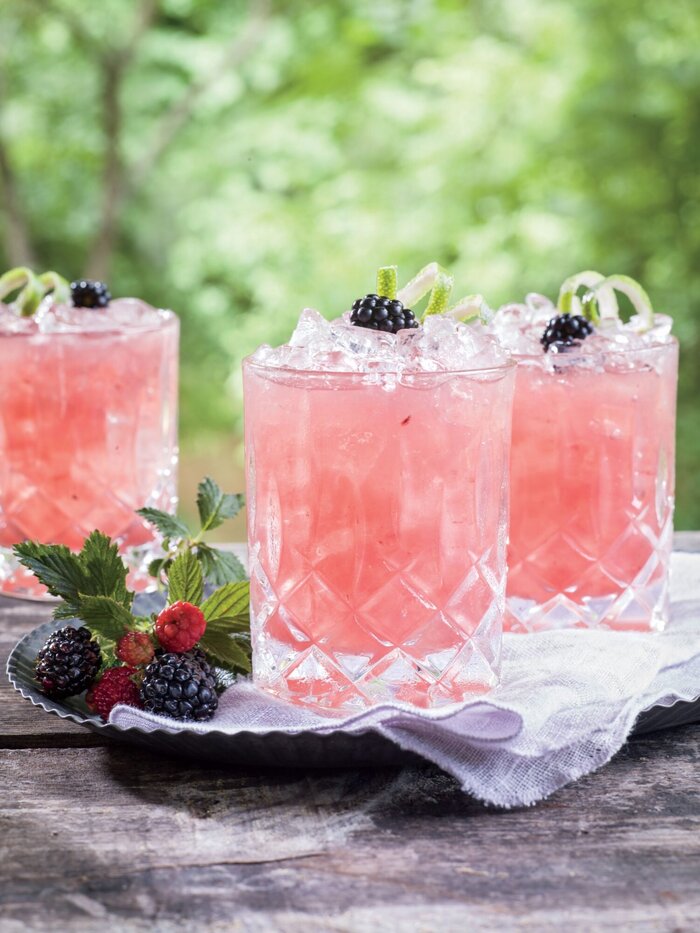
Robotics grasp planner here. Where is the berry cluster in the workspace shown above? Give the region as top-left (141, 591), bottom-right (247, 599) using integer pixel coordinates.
top-left (350, 294), bottom-right (419, 334)
top-left (141, 651), bottom-right (218, 721)
top-left (70, 279), bottom-right (111, 308)
top-left (541, 313), bottom-right (594, 352)
top-left (35, 627), bottom-right (101, 698)
top-left (35, 601), bottom-right (218, 724)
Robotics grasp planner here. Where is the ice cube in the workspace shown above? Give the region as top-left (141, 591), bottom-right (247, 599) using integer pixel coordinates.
top-left (288, 308), bottom-right (333, 348)
top-left (0, 302), bottom-right (37, 335)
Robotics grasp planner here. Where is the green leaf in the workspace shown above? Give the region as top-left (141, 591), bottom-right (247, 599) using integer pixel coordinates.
top-left (13, 541), bottom-right (87, 601)
top-left (200, 580), bottom-right (250, 628)
top-left (199, 629), bottom-right (251, 673)
top-left (137, 507), bottom-right (190, 540)
top-left (79, 531), bottom-right (132, 608)
top-left (197, 544), bottom-right (247, 585)
top-left (74, 594), bottom-right (134, 642)
top-left (167, 550), bottom-right (204, 605)
top-left (196, 477), bottom-right (244, 532)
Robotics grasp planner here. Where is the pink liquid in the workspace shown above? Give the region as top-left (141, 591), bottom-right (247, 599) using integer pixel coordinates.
top-left (0, 304), bottom-right (179, 597)
top-left (506, 340), bottom-right (678, 632)
top-left (244, 361), bottom-right (515, 712)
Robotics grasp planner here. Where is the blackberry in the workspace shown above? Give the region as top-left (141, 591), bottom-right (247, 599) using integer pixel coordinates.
top-left (140, 651), bottom-right (218, 721)
top-left (350, 294), bottom-right (420, 334)
top-left (541, 313), bottom-right (594, 352)
top-left (70, 279), bottom-right (111, 308)
top-left (35, 626), bottom-right (102, 698)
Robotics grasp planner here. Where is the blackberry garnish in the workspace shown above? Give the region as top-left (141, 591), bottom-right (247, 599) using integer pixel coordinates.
top-left (35, 626), bottom-right (102, 698)
top-left (140, 651), bottom-right (218, 722)
top-left (70, 279), bottom-right (111, 308)
top-left (541, 313), bottom-right (594, 352)
top-left (350, 294), bottom-right (420, 334)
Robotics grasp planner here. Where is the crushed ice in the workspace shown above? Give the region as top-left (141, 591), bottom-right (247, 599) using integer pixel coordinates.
top-left (252, 309), bottom-right (509, 373)
top-left (0, 296), bottom-right (171, 335)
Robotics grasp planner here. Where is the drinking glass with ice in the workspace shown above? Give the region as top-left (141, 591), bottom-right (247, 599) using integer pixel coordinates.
top-left (491, 271), bottom-right (678, 632)
top-left (0, 268), bottom-right (179, 598)
top-left (244, 265), bottom-right (515, 712)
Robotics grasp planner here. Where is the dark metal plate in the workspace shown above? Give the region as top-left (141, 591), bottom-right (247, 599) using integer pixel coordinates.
top-left (7, 614), bottom-right (699, 769)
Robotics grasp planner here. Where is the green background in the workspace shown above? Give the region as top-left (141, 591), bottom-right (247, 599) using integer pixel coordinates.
top-left (1, 0), bottom-right (698, 531)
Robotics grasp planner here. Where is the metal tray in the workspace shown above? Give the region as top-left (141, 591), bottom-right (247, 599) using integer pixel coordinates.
top-left (7, 615), bottom-right (700, 769)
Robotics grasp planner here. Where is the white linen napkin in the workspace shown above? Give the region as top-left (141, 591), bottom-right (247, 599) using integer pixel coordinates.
top-left (111, 551), bottom-right (700, 807)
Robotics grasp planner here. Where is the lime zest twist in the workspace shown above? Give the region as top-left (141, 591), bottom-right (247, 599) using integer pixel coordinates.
top-left (447, 293), bottom-right (493, 325)
top-left (0, 266), bottom-right (70, 317)
top-left (396, 262), bottom-right (457, 322)
top-left (591, 274), bottom-right (654, 332)
top-left (424, 268), bottom-right (455, 318)
top-left (376, 266), bottom-right (398, 301)
top-left (558, 269), bottom-right (654, 332)
top-left (39, 271), bottom-right (71, 305)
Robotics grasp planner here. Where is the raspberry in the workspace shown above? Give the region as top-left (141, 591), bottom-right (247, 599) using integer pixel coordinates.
top-left (86, 666), bottom-right (142, 722)
top-left (541, 313), bottom-right (594, 352)
top-left (141, 652), bottom-right (218, 721)
top-left (350, 294), bottom-right (419, 334)
top-left (155, 601), bottom-right (207, 653)
top-left (70, 279), bottom-right (111, 308)
top-left (35, 626), bottom-right (101, 698)
top-left (116, 631), bottom-right (155, 666)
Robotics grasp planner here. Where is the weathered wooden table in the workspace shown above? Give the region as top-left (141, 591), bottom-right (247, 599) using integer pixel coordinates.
top-left (3, 535), bottom-right (700, 931)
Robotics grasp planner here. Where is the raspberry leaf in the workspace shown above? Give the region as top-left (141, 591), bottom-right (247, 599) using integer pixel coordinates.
top-left (13, 541), bottom-right (87, 603)
top-left (137, 507), bottom-right (190, 540)
top-left (167, 550), bottom-right (204, 606)
top-left (200, 581), bottom-right (250, 629)
top-left (196, 544), bottom-right (246, 585)
top-left (72, 595), bottom-right (135, 643)
top-left (79, 531), bottom-right (132, 609)
top-left (199, 629), bottom-right (251, 673)
top-left (196, 477), bottom-right (244, 532)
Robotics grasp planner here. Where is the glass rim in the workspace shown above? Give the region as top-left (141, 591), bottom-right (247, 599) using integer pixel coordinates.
top-left (0, 304), bottom-right (178, 337)
top-left (511, 334), bottom-right (678, 363)
top-left (243, 352), bottom-right (517, 380)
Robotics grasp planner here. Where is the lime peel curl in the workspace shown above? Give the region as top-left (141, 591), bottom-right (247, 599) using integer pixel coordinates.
top-left (376, 266), bottom-right (398, 301)
top-left (0, 266), bottom-right (71, 317)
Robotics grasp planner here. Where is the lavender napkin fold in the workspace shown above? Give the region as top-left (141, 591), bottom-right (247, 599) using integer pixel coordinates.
top-left (111, 551), bottom-right (700, 807)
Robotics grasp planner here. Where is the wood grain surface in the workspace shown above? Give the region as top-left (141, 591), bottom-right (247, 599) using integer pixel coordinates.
top-left (2, 534), bottom-right (700, 932)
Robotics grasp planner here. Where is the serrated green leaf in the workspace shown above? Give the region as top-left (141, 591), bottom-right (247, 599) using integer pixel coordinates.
top-left (79, 530), bottom-right (132, 608)
top-left (147, 558), bottom-right (167, 579)
top-left (200, 580), bottom-right (250, 628)
top-left (199, 629), bottom-right (251, 673)
top-left (167, 550), bottom-right (204, 605)
top-left (196, 477), bottom-right (244, 532)
top-left (197, 544), bottom-right (247, 585)
top-left (74, 594), bottom-right (134, 642)
top-left (13, 541), bottom-right (88, 601)
top-left (137, 507), bottom-right (190, 540)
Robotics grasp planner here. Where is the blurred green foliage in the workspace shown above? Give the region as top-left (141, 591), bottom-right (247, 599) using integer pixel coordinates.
top-left (1, 0), bottom-right (698, 525)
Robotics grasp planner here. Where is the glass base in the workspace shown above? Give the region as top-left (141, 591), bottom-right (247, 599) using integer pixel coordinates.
top-left (254, 651), bottom-right (498, 715)
top-left (505, 580), bottom-right (670, 633)
top-left (0, 541), bottom-right (164, 601)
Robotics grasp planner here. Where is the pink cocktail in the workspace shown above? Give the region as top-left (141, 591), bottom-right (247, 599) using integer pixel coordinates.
top-left (0, 297), bottom-right (179, 598)
top-left (244, 311), bottom-right (515, 712)
top-left (492, 279), bottom-right (678, 632)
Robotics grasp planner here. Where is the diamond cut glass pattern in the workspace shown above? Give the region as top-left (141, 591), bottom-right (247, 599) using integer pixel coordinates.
top-left (244, 360), bottom-right (515, 712)
top-left (506, 340), bottom-right (678, 632)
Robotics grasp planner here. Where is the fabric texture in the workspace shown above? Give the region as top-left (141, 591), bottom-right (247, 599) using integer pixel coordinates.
top-left (111, 551), bottom-right (700, 807)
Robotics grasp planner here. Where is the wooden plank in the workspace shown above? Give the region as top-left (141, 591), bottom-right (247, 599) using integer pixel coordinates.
top-left (0, 726), bottom-right (699, 929)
